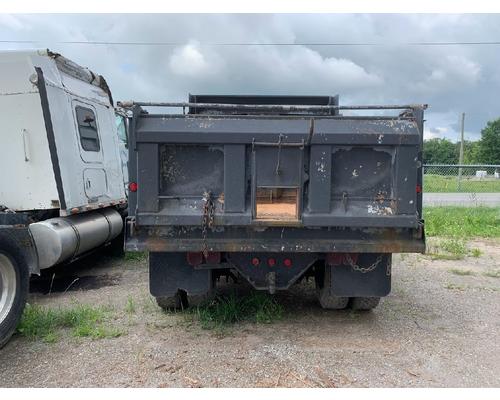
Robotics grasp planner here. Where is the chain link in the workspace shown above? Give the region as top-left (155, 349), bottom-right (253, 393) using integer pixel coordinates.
top-left (344, 253), bottom-right (383, 274)
top-left (201, 191), bottom-right (215, 258)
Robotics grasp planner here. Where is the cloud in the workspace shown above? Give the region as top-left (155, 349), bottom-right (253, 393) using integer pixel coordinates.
top-left (237, 45), bottom-right (383, 92)
top-left (0, 14), bottom-right (25, 31)
top-left (169, 42), bottom-right (221, 77)
top-left (0, 14), bottom-right (498, 142)
top-left (425, 126), bottom-right (449, 140)
top-left (414, 54), bottom-right (481, 95)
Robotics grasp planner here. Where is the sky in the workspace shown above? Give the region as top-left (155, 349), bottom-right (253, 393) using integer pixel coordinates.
top-left (1, 13), bottom-right (499, 142)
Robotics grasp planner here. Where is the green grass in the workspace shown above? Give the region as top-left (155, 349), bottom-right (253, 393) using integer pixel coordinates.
top-left (188, 292), bottom-right (284, 331)
top-left (444, 283), bottom-right (466, 291)
top-left (448, 268), bottom-right (476, 276)
top-left (17, 303), bottom-right (122, 343)
top-left (424, 206), bottom-right (500, 238)
top-left (427, 238), bottom-right (468, 260)
top-left (483, 269), bottom-right (500, 278)
top-left (124, 251), bottom-right (147, 262)
top-left (125, 296), bottom-right (136, 314)
top-left (440, 238), bottom-right (467, 257)
top-left (424, 174), bottom-right (500, 193)
top-left (426, 237), bottom-right (487, 260)
top-left (471, 248), bottom-right (482, 258)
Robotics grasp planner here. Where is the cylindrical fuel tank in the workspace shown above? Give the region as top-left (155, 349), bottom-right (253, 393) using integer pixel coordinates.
top-left (29, 208), bottom-right (123, 269)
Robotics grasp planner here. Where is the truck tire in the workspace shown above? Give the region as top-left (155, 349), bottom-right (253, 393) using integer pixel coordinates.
top-left (185, 292), bottom-right (214, 308)
top-left (315, 264), bottom-right (349, 310)
top-left (350, 297), bottom-right (381, 311)
top-left (0, 250), bottom-right (29, 348)
top-left (156, 292), bottom-right (184, 310)
top-left (156, 289), bottom-right (213, 310)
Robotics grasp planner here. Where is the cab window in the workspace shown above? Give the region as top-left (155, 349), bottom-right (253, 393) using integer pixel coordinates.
top-left (76, 106), bottom-right (100, 152)
top-left (115, 114), bottom-right (128, 148)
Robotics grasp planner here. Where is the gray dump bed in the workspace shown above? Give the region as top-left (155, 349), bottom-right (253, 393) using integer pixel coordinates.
top-left (124, 95), bottom-right (425, 254)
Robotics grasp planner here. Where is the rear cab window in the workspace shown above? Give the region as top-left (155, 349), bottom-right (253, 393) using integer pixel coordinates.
top-left (76, 106), bottom-right (100, 152)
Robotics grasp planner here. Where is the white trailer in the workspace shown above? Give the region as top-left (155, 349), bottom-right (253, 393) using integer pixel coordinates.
top-left (0, 49), bottom-right (128, 347)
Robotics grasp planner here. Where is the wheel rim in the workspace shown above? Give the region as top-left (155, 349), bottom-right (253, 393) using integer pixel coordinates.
top-left (0, 253), bottom-right (17, 325)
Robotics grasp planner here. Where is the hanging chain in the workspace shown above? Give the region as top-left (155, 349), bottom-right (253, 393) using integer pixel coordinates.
top-left (344, 253), bottom-right (384, 274)
top-left (201, 191), bottom-right (215, 258)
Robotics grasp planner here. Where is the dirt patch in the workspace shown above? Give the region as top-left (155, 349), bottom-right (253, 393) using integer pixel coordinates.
top-left (30, 274), bottom-right (121, 295)
top-left (0, 241), bottom-right (499, 388)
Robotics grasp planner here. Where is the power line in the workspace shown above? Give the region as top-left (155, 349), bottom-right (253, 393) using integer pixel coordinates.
top-left (2, 40), bottom-right (500, 47)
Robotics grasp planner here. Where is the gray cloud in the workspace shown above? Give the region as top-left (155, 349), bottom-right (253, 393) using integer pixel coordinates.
top-left (1, 13), bottom-right (499, 141)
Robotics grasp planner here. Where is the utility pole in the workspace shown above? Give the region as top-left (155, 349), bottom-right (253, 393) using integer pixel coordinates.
top-left (458, 112), bottom-right (465, 191)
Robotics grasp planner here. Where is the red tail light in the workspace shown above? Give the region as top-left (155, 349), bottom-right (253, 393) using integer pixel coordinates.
top-left (128, 182), bottom-right (138, 192)
top-left (187, 252), bottom-right (203, 266)
top-left (326, 253), bottom-right (343, 266)
top-left (251, 257), bottom-right (260, 266)
top-left (267, 258), bottom-right (276, 267)
top-left (283, 258), bottom-right (292, 268)
top-left (205, 252), bottom-right (221, 264)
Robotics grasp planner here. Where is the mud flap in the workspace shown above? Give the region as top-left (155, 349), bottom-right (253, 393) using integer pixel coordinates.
top-left (0, 224), bottom-right (39, 275)
top-left (330, 253), bottom-right (392, 297)
top-left (149, 252), bottom-right (212, 297)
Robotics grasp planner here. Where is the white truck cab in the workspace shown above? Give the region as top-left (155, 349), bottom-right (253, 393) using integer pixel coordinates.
top-left (0, 49), bottom-right (128, 347)
top-left (0, 49), bottom-right (127, 214)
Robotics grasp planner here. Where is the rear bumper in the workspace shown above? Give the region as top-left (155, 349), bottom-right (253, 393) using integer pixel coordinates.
top-left (125, 223), bottom-right (425, 254)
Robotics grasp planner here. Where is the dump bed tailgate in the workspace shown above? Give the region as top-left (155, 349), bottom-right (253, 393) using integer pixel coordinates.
top-left (125, 97), bottom-right (425, 253)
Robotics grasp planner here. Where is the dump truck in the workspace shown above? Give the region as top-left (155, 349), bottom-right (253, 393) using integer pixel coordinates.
top-left (0, 49), bottom-right (128, 347)
top-left (123, 95), bottom-right (426, 311)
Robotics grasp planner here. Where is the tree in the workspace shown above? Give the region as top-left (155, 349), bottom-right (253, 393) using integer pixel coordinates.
top-left (477, 118), bottom-right (500, 165)
top-left (457, 140), bottom-right (481, 164)
top-left (423, 138), bottom-right (457, 164)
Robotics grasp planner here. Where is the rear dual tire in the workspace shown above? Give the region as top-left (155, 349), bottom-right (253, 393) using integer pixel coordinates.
top-left (156, 290), bottom-right (214, 311)
top-left (315, 264), bottom-right (381, 311)
top-left (318, 293), bottom-right (380, 311)
top-left (349, 296), bottom-right (381, 311)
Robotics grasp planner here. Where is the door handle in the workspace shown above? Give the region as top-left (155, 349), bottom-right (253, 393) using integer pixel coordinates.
top-left (22, 129), bottom-right (30, 162)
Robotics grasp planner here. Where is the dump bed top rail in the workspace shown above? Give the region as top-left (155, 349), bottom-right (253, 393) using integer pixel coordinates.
top-left (119, 100), bottom-right (427, 114)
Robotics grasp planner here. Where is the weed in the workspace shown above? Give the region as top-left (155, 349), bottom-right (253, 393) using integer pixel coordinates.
top-left (141, 295), bottom-right (160, 314)
top-left (427, 238), bottom-right (467, 260)
top-left (189, 292), bottom-right (284, 331)
top-left (471, 248), bottom-right (482, 258)
top-left (444, 283), bottom-right (465, 291)
top-left (448, 268), bottom-right (476, 276)
top-left (483, 269), bottom-right (500, 278)
top-left (124, 252), bottom-right (147, 262)
top-left (440, 238), bottom-right (467, 257)
top-left (17, 303), bottom-right (121, 342)
top-left (125, 296), bottom-right (136, 314)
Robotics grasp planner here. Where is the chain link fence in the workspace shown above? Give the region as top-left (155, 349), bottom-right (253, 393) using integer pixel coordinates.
top-left (423, 164), bottom-right (500, 193)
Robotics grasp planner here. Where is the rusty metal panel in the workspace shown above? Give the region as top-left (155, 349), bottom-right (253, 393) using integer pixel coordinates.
top-left (394, 146), bottom-right (419, 214)
top-left (223, 145), bottom-right (247, 213)
top-left (159, 145), bottom-right (224, 196)
top-left (308, 145), bottom-right (332, 213)
top-left (137, 143), bottom-right (159, 213)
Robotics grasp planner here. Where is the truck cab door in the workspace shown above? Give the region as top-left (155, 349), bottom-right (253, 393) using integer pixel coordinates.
top-left (72, 101), bottom-right (108, 202)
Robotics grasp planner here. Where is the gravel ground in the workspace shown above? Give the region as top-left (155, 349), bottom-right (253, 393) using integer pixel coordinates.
top-left (0, 239), bottom-right (499, 388)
